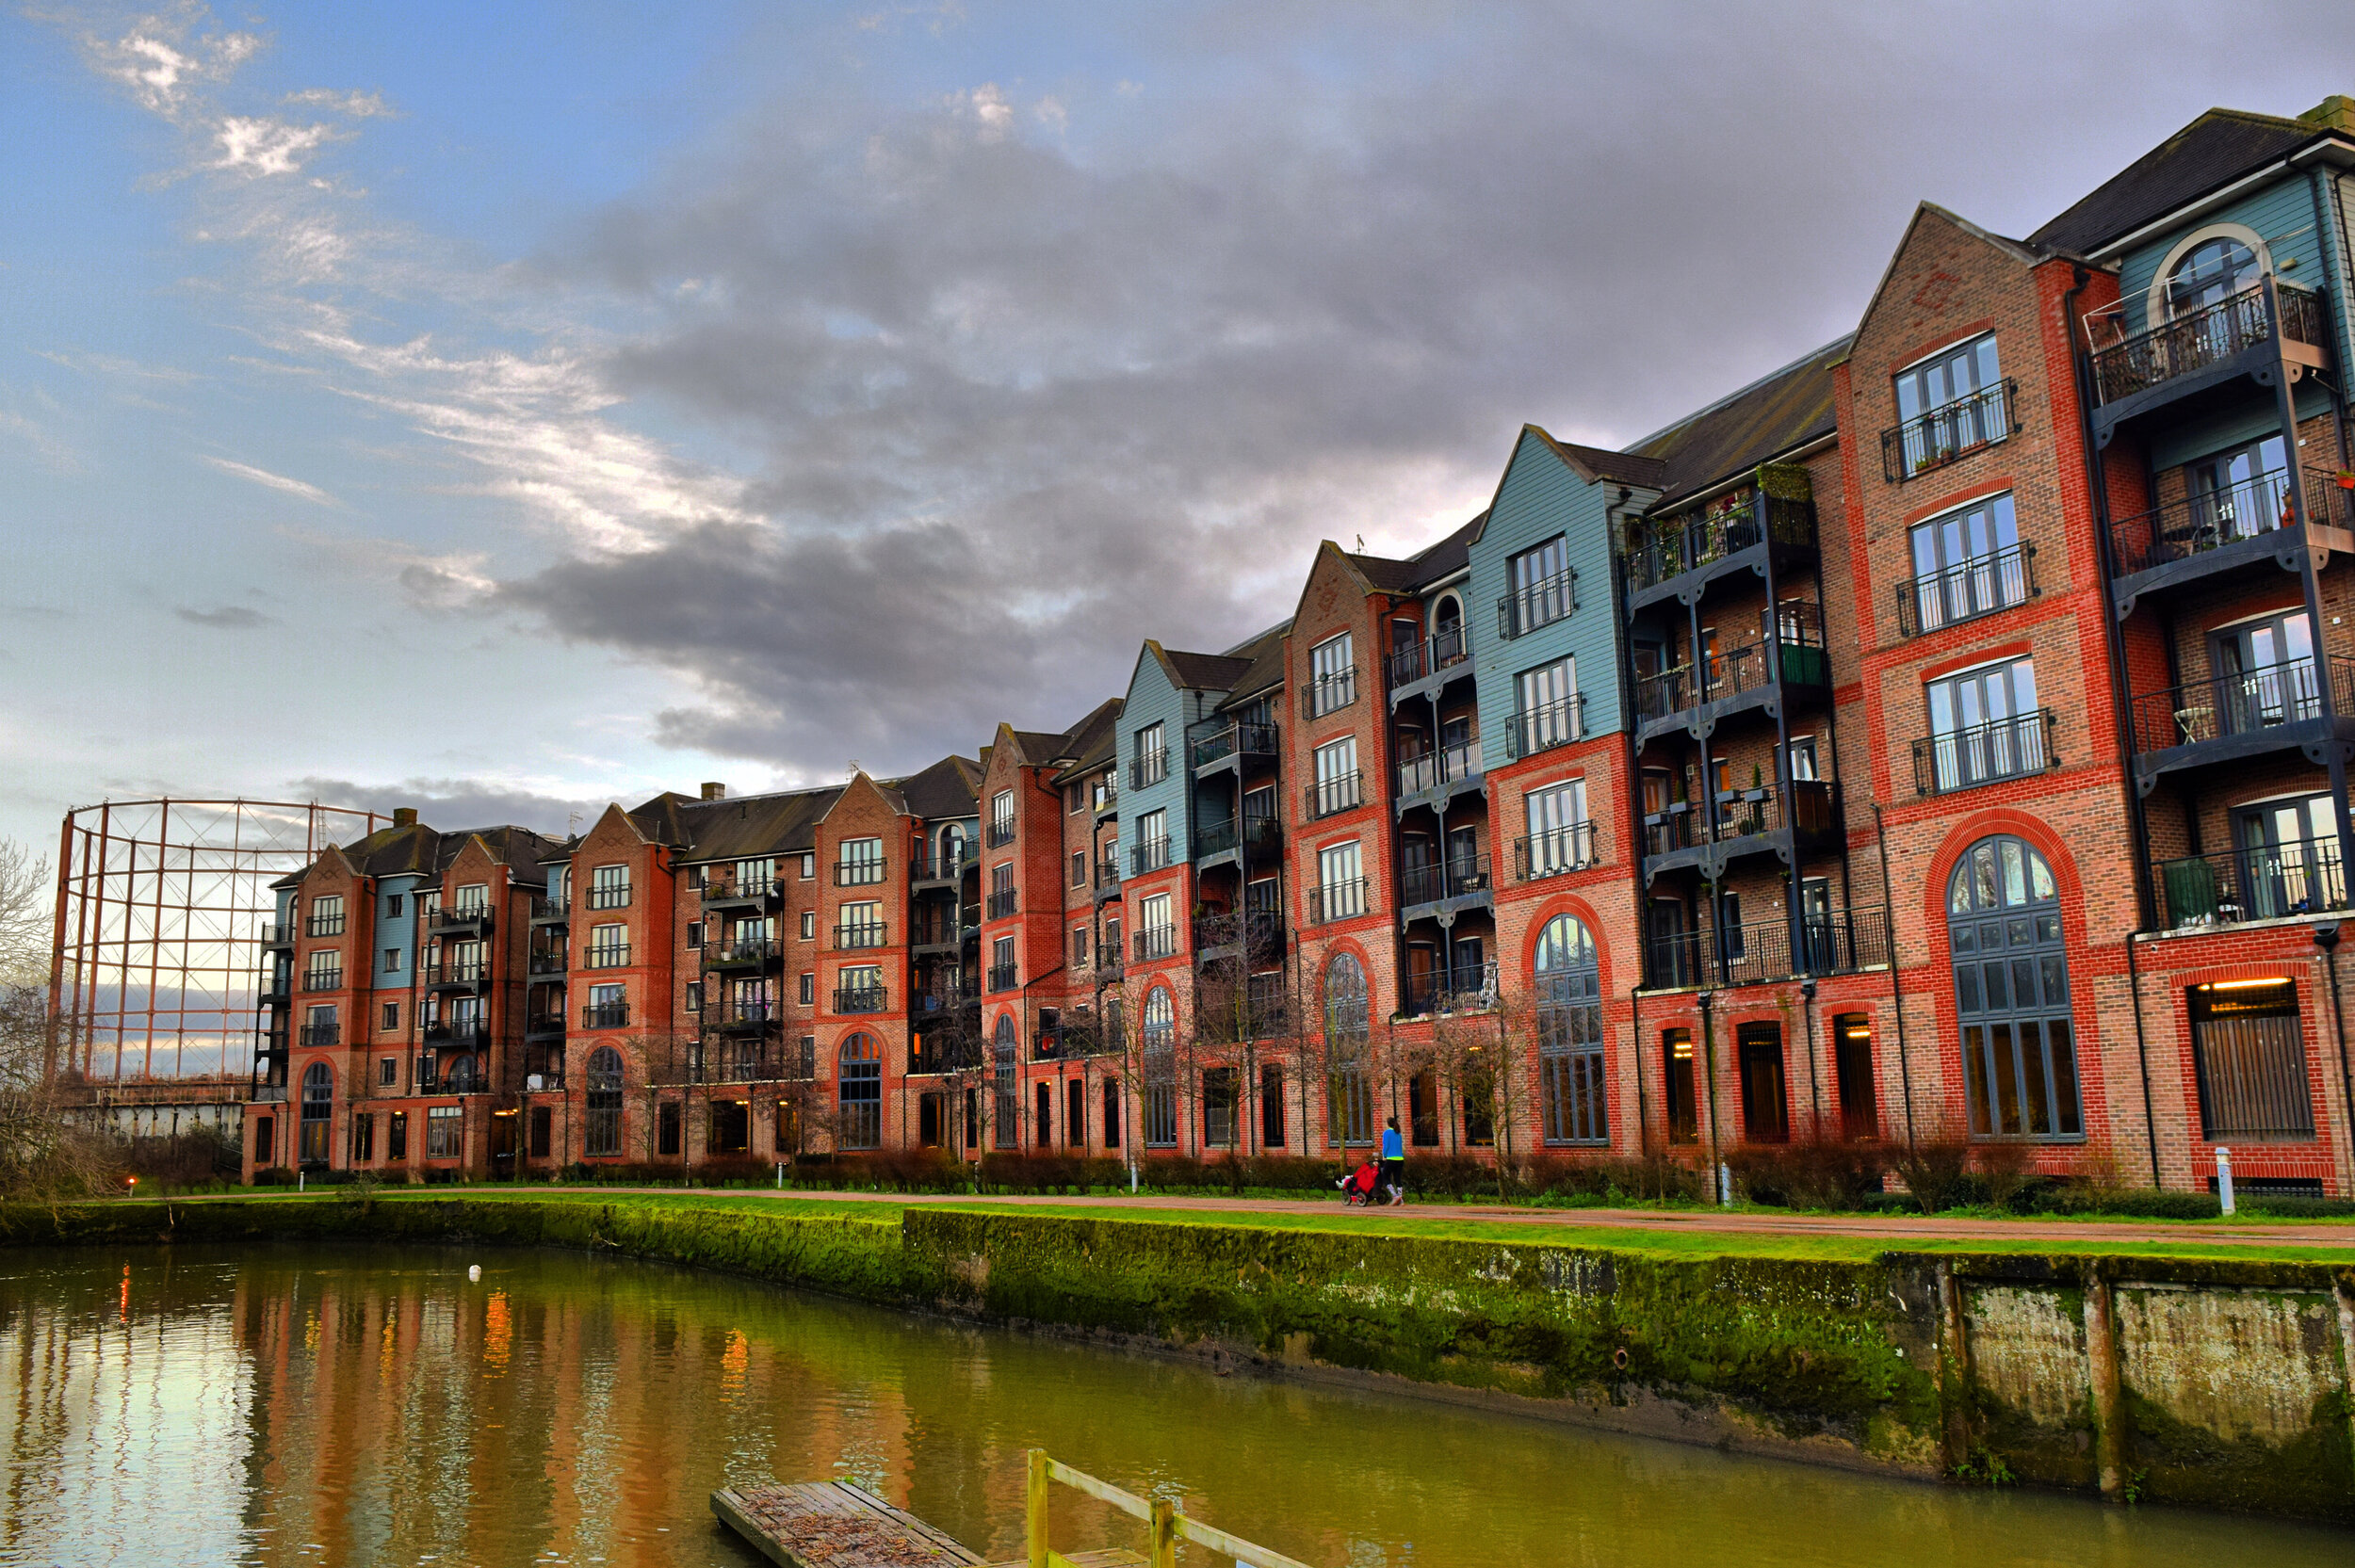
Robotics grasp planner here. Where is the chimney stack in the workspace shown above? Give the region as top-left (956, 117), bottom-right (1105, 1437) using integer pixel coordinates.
top-left (700, 782), bottom-right (727, 801)
top-left (393, 807), bottom-right (418, 828)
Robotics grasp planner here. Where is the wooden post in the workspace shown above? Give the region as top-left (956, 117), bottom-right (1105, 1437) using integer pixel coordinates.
top-left (1936, 1260), bottom-right (1972, 1470)
top-left (1026, 1448), bottom-right (1049, 1568)
top-left (1148, 1499), bottom-right (1178, 1568)
top-left (2083, 1271), bottom-right (2128, 1500)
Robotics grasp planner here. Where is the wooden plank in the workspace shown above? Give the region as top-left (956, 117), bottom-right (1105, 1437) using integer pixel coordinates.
top-left (1177, 1515), bottom-right (1318, 1568)
top-left (983, 1553), bottom-right (1146, 1568)
top-left (1042, 1460), bottom-right (1151, 1522)
top-left (713, 1481), bottom-right (987, 1568)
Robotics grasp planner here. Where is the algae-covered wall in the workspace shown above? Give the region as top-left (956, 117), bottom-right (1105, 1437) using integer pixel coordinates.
top-left (2, 1199), bottom-right (2350, 1523)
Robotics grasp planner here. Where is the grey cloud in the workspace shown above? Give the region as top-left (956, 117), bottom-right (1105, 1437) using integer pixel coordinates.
top-left (175, 605), bottom-right (274, 629)
top-left (289, 776), bottom-right (610, 838)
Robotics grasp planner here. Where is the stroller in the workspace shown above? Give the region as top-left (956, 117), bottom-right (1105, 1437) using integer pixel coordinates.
top-left (1338, 1160), bottom-right (1382, 1206)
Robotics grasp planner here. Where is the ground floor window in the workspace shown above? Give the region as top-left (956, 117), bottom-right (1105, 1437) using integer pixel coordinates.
top-left (2190, 979), bottom-right (2314, 1140)
top-left (1662, 1028), bottom-right (1697, 1144)
top-left (839, 1035), bottom-right (882, 1150)
top-left (1952, 834), bottom-right (2081, 1138)
top-left (777, 1098), bottom-right (803, 1157)
top-left (710, 1097), bottom-right (751, 1154)
top-left (386, 1111), bottom-right (406, 1160)
top-left (1259, 1066), bottom-right (1285, 1148)
top-left (352, 1112), bottom-right (375, 1163)
top-left (1327, 1063), bottom-right (1372, 1147)
top-left (918, 1091), bottom-right (944, 1148)
top-left (1833, 1014), bottom-right (1878, 1140)
top-left (586, 1047), bottom-right (624, 1156)
top-left (528, 1105), bottom-right (553, 1159)
top-left (299, 1062), bottom-right (333, 1165)
top-left (1537, 913), bottom-right (1606, 1145)
top-left (658, 1100), bottom-right (682, 1156)
top-left (1408, 1070), bottom-right (1440, 1146)
top-left (1101, 1081), bottom-right (1121, 1149)
top-left (1202, 1068), bottom-right (1237, 1148)
top-left (1738, 1022), bottom-right (1788, 1143)
top-left (1035, 1080), bottom-right (1054, 1146)
top-left (965, 1089), bottom-right (981, 1150)
top-left (426, 1106), bottom-right (463, 1159)
top-left (254, 1116), bottom-right (274, 1163)
top-left (1065, 1078), bottom-right (1084, 1147)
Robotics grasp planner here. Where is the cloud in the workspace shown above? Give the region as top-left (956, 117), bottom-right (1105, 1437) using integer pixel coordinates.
top-left (198, 454), bottom-right (338, 506)
top-left (174, 605), bottom-right (273, 629)
top-left (215, 116), bottom-right (341, 176)
top-left (284, 88), bottom-right (392, 118)
top-left (288, 775), bottom-right (611, 837)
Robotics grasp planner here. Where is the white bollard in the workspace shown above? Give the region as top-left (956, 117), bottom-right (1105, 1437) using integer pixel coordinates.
top-left (468, 1264), bottom-right (481, 1283)
top-left (1718, 1162), bottom-right (1733, 1206)
top-left (2216, 1146), bottom-right (2235, 1216)
top-left (774, 1161), bottom-right (783, 1188)
top-left (298, 1171), bottom-right (304, 1193)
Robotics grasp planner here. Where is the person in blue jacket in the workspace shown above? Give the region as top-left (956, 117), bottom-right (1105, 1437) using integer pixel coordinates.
top-left (1379, 1116), bottom-right (1406, 1205)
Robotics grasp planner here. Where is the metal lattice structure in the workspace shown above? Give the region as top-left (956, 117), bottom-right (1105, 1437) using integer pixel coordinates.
top-left (49, 799), bottom-right (385, 1081)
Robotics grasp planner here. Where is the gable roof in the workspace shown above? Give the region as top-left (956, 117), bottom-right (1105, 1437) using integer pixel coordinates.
top-left (1161, 648), bottom-right (1254, 691)
top-left (1345, 509), bottom-right (1487, 596)
top-left (666, 785), bottom-right (843, 861)
top-left (1213, 621), bottom-right (1291, 713)
top-left (1629, 336), bottom-right (1851, 506)
top-left (1052, 697), bottom-right (1128, 784)
top-left (892, 752), bottom-right (983, 820)
top-left (2029, 107), bottom-right (2322, 258)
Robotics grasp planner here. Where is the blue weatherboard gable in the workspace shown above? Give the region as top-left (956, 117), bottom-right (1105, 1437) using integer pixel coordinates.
top-left (1119, 644), bottom-right (1194, 867)
top-left (2116, 171), bottom-right (2333, 336)
top-left (377, 873), bottom-right (423, 983)
top-left (1466, 428), bottom-right (1624, 772)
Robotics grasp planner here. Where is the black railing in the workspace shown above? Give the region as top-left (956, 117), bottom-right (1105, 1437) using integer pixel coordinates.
top-left (296, 1023), bottom-right (338, 1048)
top-left (1190, 719), bottom-right (1280, 769)
top-left (1624, 495), bottom-right (1817, 592)
top-left (2155, 841), bottom-right (2348, 929)
top-left (1911, 709), bottom-right (2059, 795)
top-left (1516, 821), bottom-right (1598, 881)
top-left (988, 818), bottom-right (1016, 848)
top-left (834, 984), bottom-right (888, 1014)
top-left (1397, 739), bottom-right (1480, 798)
top-left (1498, 569), bottom-right (1576, 639)
top-left (1305, 772), bottom-right (1362, 819)
top-left (1194, 814), bottom-right (1282, 861)
top-left (1642, 907), bottom-right (1892, 990)
top-left (911, 845), bottom-right (971, 883)
top-left (987, 962), bottom-right (1019, 993)
top-left (303, 912), bottom-right (345, 937)
top-left (1896, 542), bottom-right (2037, 636)
top-left (700, 874), bottom-right (781, 909)
top-left (422, 1022), bottom-right (490, 1049)
top-left (834, 858), bottom-right (885, 886)
top-left (261, 923), bottom-right (295, 946)
top-left (1133, 924), bottom-right (1179, 962)
top-left (833, 922), bottom-right (887, 950)
top-left (1505, 694), bottom-right (1585, 759)
top-left (1307, 878), bottom-right (1368, 925)
top-left (525, 1013), bottom-right (564, 1038)
top-left (1301, 668), bottom-right (1357, 719)
top-left (581, 1001), bottom-right (629, 1029)
top-left (585, 883), bottom-right (632, 911)
top-left (1634, 613), bottom-right (1827, 724)
top-left (707, 936), bottom-right (778, 966)
top-left (1130, 837), bottom-right (1172, 876)
top-left (430, 904), bottom-right (493, 934)
top-left (2090, 283), bottom-right (2327, 405)
top-left (1881, 379), bottom-right (2018, 482)
top-left (909, 914), bottom-right (962, 948)
top-left (1387, 625), bottom-right (1473, 688)
top-left (1401, 852), bottom-right (1490, 908)
top-left (1193, 910), bottom-right (1282, 954)
top-left (1095, 859), bottom-right (1121, 893)
top-left (710, 1000), bottom-right (779, 1031)
top-left (1129, 750), bottom-right (1168, 791)
top-left (580, 944), bottom-right (631, 970)
top-left (1403, 962), bottom-right (1498, 1017)
top-left (1643, 779), bottom-right (1838, 854)
top-left (302, 968), bottom-right (343, 993)
top-left (2107, 467), bottom-right (2313, 577)
top-left (421, 960), bottom-right (486, 988)
top-left (530, 897), bottom-right (569, 923)
top-left (986, 888), bottom-right (1019, 919)
top-left (528, 948), bottom-right (567, 976)
top-left (258, 970), bottom-right (290, 1001)
top-left (2130, 656), bottom-right (2355, 756)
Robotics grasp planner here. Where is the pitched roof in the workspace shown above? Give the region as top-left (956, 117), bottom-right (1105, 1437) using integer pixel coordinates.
top-left (664, 786), bottom-right (844, 861)
top-left (1345, 509), bottom-right (1487, 597)
top-left (2028, 107), bottom-right (2321, 257)
top-left (1161, 649), bottom-right (1255, 691)
top-left (1630, 336), bottom-right (1851, 505)
top-left (1052, 697), bottom-right (1128, 784)
top-left (892, 753), bottom-right (983, 820)
top-left (1214, 621), bottom-right (1291, 712)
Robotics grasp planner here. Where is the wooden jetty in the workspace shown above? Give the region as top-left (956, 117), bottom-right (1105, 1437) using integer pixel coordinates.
top-left (714, 1450), bottom-right (1314, 1568)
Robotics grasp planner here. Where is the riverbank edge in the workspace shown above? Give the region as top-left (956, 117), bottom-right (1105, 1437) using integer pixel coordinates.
top-left (5, 1194), bottom-right (2350, 1520)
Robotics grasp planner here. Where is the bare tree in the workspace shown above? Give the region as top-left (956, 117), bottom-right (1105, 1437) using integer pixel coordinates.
top-left (0, 840), bottom-right (50, 991)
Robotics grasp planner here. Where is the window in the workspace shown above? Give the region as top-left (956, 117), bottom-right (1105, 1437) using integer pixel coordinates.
top-left (837, 964), bottom-right (884, 1011)
top-left (1102, 1078), bottom-right (1122, 1149)
top-left (1035, 1081), bottom-right (1054, 1146)
top-left (386, 1111), bottom-right (406, 1161)
top-left (836, 900), bottom-right (884, 948)
top-left (1132, 723), bottom-right (1167, 788)
top-left (1890, 333), bottom-right (2007, 478)
top-left (1065, 1077), bottom-right (1085, 1148)
top-left (686, 920), bottom-right (704, 951)
top-left (1071, 850), bottom-right (1086, 887)
top-left (584, 981), bottom-right (625, 1029)
top-left (303, 948), bottom-right (342, 994)
top-left (791, 911), bottom-right (809, 942)
top-left (1738, 1022), bottom-right (1789, 1143)
top-left (1785, 735), bottom-right (1820, 782)
top-left (837, 837), bottom-right (885, 885)
top-left (306, 896), bottom-right (345, 937)
top-left (990, 935), bottom-right (1016, 991)
top-left (1072, 926), bottom-right (1090, 966)
top-left (1136, 893), bottom-right (1175, 960)
top-left (799, 972), bottom-right (815, 1005)
top-left (1068, 784), bottom-right (1083, 815)
top-left (1133, 808), bottom-right (1170, 874)
top-left (1922, 657), bottom-right (2046, 793)
top-left (588, 865), bottom-right (630, 910)
top-left (2165, 234), bottom-right (2262, 317)
top-left (528, 1106), bottom-right (552, 1160)
top-left (1306, 633), bottom-right (1355, 717)
top-left (2173, 434), bottom-right (2290, 558)
top-left (453, 881), bottom-right (489, 914)
top-left (800, 853), bottom-right (817, 880)
top-left (2189, 979), bottom-right (2314, 1140)
top-left (1315, 841), bottom-right (1364, 922)
top-left (382, 947), bottom-right (401, 974)
top-left (993, 1014), bottom-right (1020, 1148)
top-left (1503, 535), bottom-right (1573, 637)
top-left (685, 981), bottom-right (703, 1012)
top-left (733, 857), bottom-right (775, 891)
top-left (585, 1046), bottom-right (624, 1156)
top-left (352, 1111), bottom-right (375, 1163)
top-left (1950, 835), bottom-right (2080, 1139)
top-left (1833, 1014), bottom-right (1877, 1141)
top-left (1260, 1064), bottom-right (1286, 1148)
top-left (987, 860), bottom-right (1017, 919)
top-left (387, 895), bottom-right (404, 918)
top-left (585, 923), bottom-right (628, 968)
top-left (376, 1054), bottom-right (399, 1088)
top-left (658, 1101), bottom-right (682, 1156)
top-left (1510, 657), bottom-right (1578, 759)
top-left (1309, 736), bottom-right (1358, 816)
top-left (1535, 915), bottom-right (1606, 1144)
top-left (382, 1002), bottom-right (399, 1031)
top-left (1202, 1068), bottom-right (1238, 1149)
top-left (990, 790), bottom-right (1017, 846)
top-left (2208, 609), bottom-right (2321, 737)
top-left (1905, 493), bottom-right (2027, 634)
top-left (1143, 989), bottom-right (1178, 1146)
top-left (1662, 1028), bottom-right (1698, 1144)
top-left (426, 1106), bottom-right (462, 1159)
top-left (1521, 779), bottom-right (1590, 879)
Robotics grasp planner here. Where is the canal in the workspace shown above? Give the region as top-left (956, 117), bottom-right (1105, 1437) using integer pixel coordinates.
top-left (0, 1243), bottom-right (2346, 1566)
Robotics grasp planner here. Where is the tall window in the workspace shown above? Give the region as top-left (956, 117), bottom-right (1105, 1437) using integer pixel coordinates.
top-left (1950, 835), bottom-right (2080, 1139)
top-left (1512, 657), bottom-right (1577, 757)
top-left (306, 895), bottom-right (345, 937)
top-left (1310, 736), bottom-right (1358, 816)
top-left (426, 1106), bottom-right (462, 1158)
top-left (990, 790), bottom-right (1016, 846)
top-left (453, 881), bottom-right (490, 913)
top-left (1906, 493), bottom-right (2025, 633)
top-left (588, 864), bottom-right (630, 910)
top-left (1143, 987), bottom-right (1178, 1146)
top-left (1923, 657), bottom-right (2045, 793)
top-left (304, 948), bottom-right (342, 992)
top-left (1891, 332), bottom-right (2006, 477)
top-left (299, 1061), bottom-right (333, 1164)
top-left (1324, 952), bottom-right (1372, 1149)
top-left (1316, 840), bottom-right (1364, 922)
top-left (1136, 892), bottom-right (1175, 960)
top-left (585, 922), bottom-right (628, 968)
top-left (1133, 723), bottom-right (1167, 787)
top-left (1535, 915), bottom-right (1606, 1144)
top-left (837, 837), bottom-right (884, 884)
top-left (1522, 779), bottom-right (1590, 880)
top-left (2210, 609), bottom-right (2319, 736)
top-left (990, 934), bottom-right (1016, 992)
top-left (837, 964), bottom-right (884, 1011)
top-left (1307, 633), bottom-right (1355, 717)
top-left (838, 1034), bottom-right (882, 1150)
top-left (1503, 535), bottom-right (1572, 637)
top-left (584, 981), bottom-right (625, 1029)
top-left (2176, 433), bottom-right (2289, 555)
top-left (2188, 979), bottom-right (2314, 1140)
top-left (585, 1046), bottom-right (624, 1156)
top-left (836, 900), bottom-right (884, 948)
top-left (1133, 808), bottom-right (1170, 872)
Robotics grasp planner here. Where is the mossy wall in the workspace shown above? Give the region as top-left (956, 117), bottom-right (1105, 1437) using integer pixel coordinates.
top-left (3, 1199), bottom-right (2349, 1521)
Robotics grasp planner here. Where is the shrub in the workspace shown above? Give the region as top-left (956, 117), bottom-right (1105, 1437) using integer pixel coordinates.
top-left (1724, 1137), bottom-right (1891, 1208)
top-left (1887, 1134), bottom-right (1973, 1214)
top-left (1522, 1150), bottom-right (1702, 1205)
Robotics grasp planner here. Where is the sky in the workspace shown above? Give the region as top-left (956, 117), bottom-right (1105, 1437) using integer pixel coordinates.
top-left (5, 1), bottom-right (2353, 857)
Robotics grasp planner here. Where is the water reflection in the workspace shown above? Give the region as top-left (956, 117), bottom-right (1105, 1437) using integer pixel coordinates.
top-left (0, 1245), bottom-right (2345, 1567)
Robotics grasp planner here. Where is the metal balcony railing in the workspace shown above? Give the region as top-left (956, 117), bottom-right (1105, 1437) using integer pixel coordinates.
top-left (1634, 615), bottom-right (1827, 725)
top-left (2090, 283), bottom-right (2327, 405)
top-left (833, 857), bottom-right (886, 886)
top-left (1300, 668), bottom-right (1357, 719)
top-left (987, 962), bottom-right (1019, 993)
top-left (525, 1013), bottom-right (565, 1038)
top-left (296, 1023), bottom-right (338, 1048)
top-left (1192, 910), bottom-right (1281, 954)
top-left (304, 912), bottom-right (345, 938)
top-left (261, 923), bottom-right (295, 946)
top-left (1400, 852), bottom-right (1490, 908)
top-left (1624, 495), bottom-right (1817, 593)
top-left (421, 960), bottom-right (486, 988)
top-left (1403, 961), bottom-right (1498, 1017)
top-left (1130, 837), bottom-right (1172, 876)
top-left (1397, 739), bottom-right (1480, 798)
top-left (1498, 569), bottom-right (1576, 639)
top-left (707, 936), bottom-right (778, 966)
top-left (585, 883), bottom-right (632, 911)
top-left (700, 874), bottom-right (781, 909)
top-left (1094, 858), bottom-right (1121, 893)
top-left (834, 984), bottom-right (888, 1014)
top-left (1387, 624), bottom-right (1473, 688)
top-left (909, 914), bottom-right (962, 948)
top-left (2106, 467), bottom-right (2323, 577)
top-left (911, 845), bottom-right (972, 883)
top-left (1896, 542), bottom-right (2037, 636)
top-left (1132, 924), bottom-right (1179, 962)
top-left (987, 818), bottom-right (1016, 848)
top-left (581, 944), bottom-right (631, 970)
top-left (1190, 719), bottom-right (1280, 769)
top-left (1642, 906), bottom-right (1892, 991)
top-left (2130, 656), bottom-right (2354, 756)
top-left (1504, 694), bottom-right (1585, 759)
top-left (1307, 878), bottom-right (1368, 925)
top-left (422, 1022), bottom-right (490, 1049)
top-left (1515, 821), bottom-right (1597, 881)
top-left (1880, 379), bottom-right (2018, 483)
top-left (1194, 814), bottom-right (1281, 861)
top-left (2155, 840), bottom-right (2349, 929)
top-left (258, 970), bottom-right (291, 1001)
top-left (710, 1000), bottom-right (779, 1031)
top-left (1643, 779), bottom-right (1839, 854)
top-left (302, 968), bottom-right (343, 993)
top-left (1129, 750), bottom-right (1168, 791)
top-left (1910, 710), bottom-right (2058, 795)
top-left (581, 1001), bottom-right (630, 1029)
top-left (986, 888), bottom-right (1019, 919)
top-left (429, 904), bottom-right (493, 934)
top-left (1305, 772), bottom-right (1361, 819)
top-left (528, 949), bottom-right (567, 977)
top-left (832, 922), bottom-right (887, 951)
top-left (530, 897), bottom-right (569, 924)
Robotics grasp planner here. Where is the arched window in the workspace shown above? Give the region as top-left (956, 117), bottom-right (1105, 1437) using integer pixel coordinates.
top-left (838, 1033), bottom-right (882, 1150)
top-left (991, 1013), bottom-right (1018, 1149)
top-left (299, 1061), bottom-right (333, 1165)
top-left (1431, 594), bottom-right (1465, 664)
top-left (2165, 234), bottom-right (2262, 317)
top-left (1949, 836), bottom-right (2079, 1139)
top-left (1323, 953), bottom-right (1372, 1145)
top-left (940, 824), bottom-right (967, 875)
top-left (1535, 914), bottom-right (1607, 1145)
top-left (584, 1046), bottom-right (624, 1156)
top-left (443, 1054), bottom-right (479, 1093)
top-left (1142, 988), bottom-right (1177, 1147)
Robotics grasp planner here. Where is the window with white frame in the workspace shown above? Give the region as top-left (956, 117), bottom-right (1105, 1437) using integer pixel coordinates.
top-left (1906, 493), bottom-right (2026, 633)
top-left (1316, 840), bottom-right (1365, 922)
top-left (1923, 656), bottom-right (2046, 794)
top-left (587, 864), bottom-right (630, 910)
top-left (1521, 779), bottom-right (1590, 880)
top-left (1307, 633), bottom-right (1355, 717)
top-left (1512, 657), bottom-right (1577, 757)
top-left (1133, 808), bottom-right (1170, 873)
top-left (1503, 535), bottom-right (1573, 637)
top-left (1310, 736), bottom-right (1358, 816)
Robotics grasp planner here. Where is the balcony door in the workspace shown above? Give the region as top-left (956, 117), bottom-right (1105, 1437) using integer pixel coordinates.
top-left (1926, 657), bottom-right (2041, 791)
top-left (2184, 434), bottom-right (2287, 548)
top-left (2236, 794), bottom-right (2344, 918)
top-left (2214, 610), bottom-right (2316, 732)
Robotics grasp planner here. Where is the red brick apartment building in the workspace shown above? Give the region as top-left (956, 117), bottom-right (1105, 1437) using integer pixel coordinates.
top-left (248, 97), bottom-right (2355, 1196)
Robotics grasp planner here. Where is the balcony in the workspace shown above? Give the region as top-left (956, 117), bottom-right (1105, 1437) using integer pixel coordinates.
top-left (1094, 858), bottom-right (1121, 902)
top-left (835, 983), bottom-right (887, 1014)
top-left (986, 961), bottom-right (1019, 994)
top-left (2154, 840), bottom-right (2348, 929)
top-left (1129, 836), bottom-right (1172, 877)
top-left (296, 1022), bottom-right (339, 1049)
top-left (833, 857), bottom-right (886, 887)
top-left (1192, 910), bottom-right (1282, 960)
top-left (1388, 625), bottom-right (1474, 697)
top-left (909, 913), bottom-right (962, 952)
top-left (1641, 780), bottom-right (1840, 878)
top-left (257, 970), bottom-right (291, 1004)
top-left (1635, 608), bottom-right (1827, 738)
top-left (1096, 945), bottom-right (1125, 981)
top-left (700, 874), bottom-right (781, 912)
top-left (421, 960), bottom-right (487, 992)
top-left (706, 935), bottom-right (779, 968)
top-left (911, 845), bottom-right (971, 887)
top-left (260, 923), bottom-right (296, 949)
top-left (1896, 543), bottom-right (2038, 637)
top-left (2128, 655), bottom-right (2355, 787)
top-left (1129, 749), bottom-right (1169, 792)
top-left (987, 817), bottom-right (1016, 849)
top-left (1307, 878), bottom-right (1368, 926)
top-left (1880, 379), bottom-right (2019, 484)
top-left (1400, 852), bottom-right (1491, 916)
top-left (303, 913), bottom-right (345, 938)
top-left (1305, 772), bottom-right (1362, 820)
top-left (2089, 282), bottom-right (2328, 429)
top-left (525, 1012), bottom-right (565, 1040)
top-left (1624, 494), bottom-right (1817, 606)
top-left (1497, 569), bottom-right (1576, 640)
top-left (528, 948), bottom-right (568, 978)
top-left (530, 896), bottom-right (569, 926)
top-left (1300, 668), bottom-right (1357, 719)
top-left (422, 1021), bottom-right (490, 1050)
top-left (1504, 694), bottom-right (1588, 761)
top-left (1096, 774), bottom-right (1120, 817)
top-left (302, 968), bottom-right (343, 994)
top-left (710, 1000), bottom-right (780, 1033)
top-left (429, 904), bottom-right (493, 937)
top-left (985, 888), bottom-right (1019, 919)
top-left (1190, 719), bottom-right (1280, 773)
top-left (1641, 906), bottom-right (1892, 992)
top-left (581, 1001), bottom-right (630, 1030)
top-left (1403, 961), bottom-right (1498, 1018)
top-left (1911, 710), bottom-right (2058, 796)
top-left (1194, 813), bottom-right (1281, 865)
top-left (1197, 973), bottom-right (1290, 1043)
top-left (580, 944), bottom-right (631, 971)
top-left (833, 921), bottom-right (887, 951)
top-left (1515, 821), bottom-right (1598, 881)
top-left (1132, 924), bottom-right (1179, 962)
top-left (2109, 471), bottom-right (2355, 614)
top-left (1396, 739), bottom-right (1482, 807)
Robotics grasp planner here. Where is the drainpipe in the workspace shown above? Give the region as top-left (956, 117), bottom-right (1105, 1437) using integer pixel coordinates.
top-left (1630, 980), bottom-right (1648, 1163)
top-left (1869, 801), bottom-right (1917, 1150)
top-left (1697, 989), bottom-right (1723, 1200)
top-left (2123, 932), bottom-right (2163, 1188)
top-left (2318, 924), bottom-right (2355, 1188)
top-left (1800, 976), bottom-right (1821, 1133)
